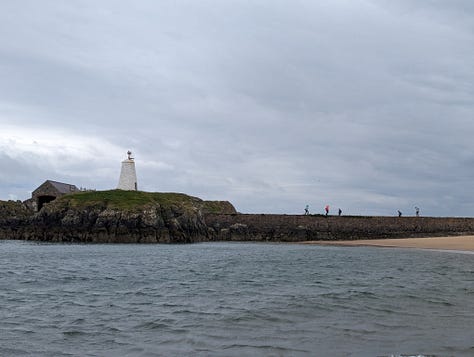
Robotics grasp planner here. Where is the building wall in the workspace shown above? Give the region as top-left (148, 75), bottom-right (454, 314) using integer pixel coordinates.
top-left (117, 160), bottom-right (138, 190)
top-left (32, 182), bottom-right (60, 201)
top-left (31, 181), bottom-right (77, 211)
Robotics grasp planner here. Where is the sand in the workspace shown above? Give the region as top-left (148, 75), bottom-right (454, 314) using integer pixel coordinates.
top-left (301, 235), bottom-right (474, 251)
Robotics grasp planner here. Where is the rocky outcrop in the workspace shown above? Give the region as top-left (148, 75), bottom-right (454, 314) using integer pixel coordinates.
top-left (0, 191), bottom-right (237, 243)
top-left (24, 202), bottom-right (205, 243)
top-left (0, 200), bottom-right (34, 240)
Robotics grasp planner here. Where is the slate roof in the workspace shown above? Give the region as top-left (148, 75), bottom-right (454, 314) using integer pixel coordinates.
top-left (31, 180), bottom-right (79, 196)
top-left (46, 180), bottom-right (78, 193)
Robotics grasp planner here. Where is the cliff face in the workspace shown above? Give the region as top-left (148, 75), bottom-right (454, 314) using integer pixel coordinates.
top-left (26, 202), bottom-right (205, 243)
top-left (0, 191), bottom-right (236, 243)
top-left (0, 200), bottom-right (34, 240)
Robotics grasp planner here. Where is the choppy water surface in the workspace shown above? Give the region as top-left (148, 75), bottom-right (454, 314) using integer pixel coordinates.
top-left (1, 241), bottom-right (473, 357)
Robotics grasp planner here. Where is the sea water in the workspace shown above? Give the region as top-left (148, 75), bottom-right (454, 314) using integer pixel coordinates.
top-left (0, 240), bottom-right (473, 357)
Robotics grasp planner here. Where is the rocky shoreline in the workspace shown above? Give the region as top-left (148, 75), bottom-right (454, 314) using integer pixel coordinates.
top-left (2, 192), bottom-right (474, 243)
top-left (0, 191), bottom-right (235, 243)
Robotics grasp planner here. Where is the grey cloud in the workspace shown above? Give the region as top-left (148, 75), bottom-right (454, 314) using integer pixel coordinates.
top-left (0, 0), bottom-right (473, 216)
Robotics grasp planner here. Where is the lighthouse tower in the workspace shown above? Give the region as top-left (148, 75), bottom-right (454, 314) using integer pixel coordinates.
top-left (117, 151), bottom-right (138, 190)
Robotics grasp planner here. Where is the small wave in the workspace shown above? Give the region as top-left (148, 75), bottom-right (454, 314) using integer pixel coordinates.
top-left (378, 355), bottom-right (439, 357)
top-left (431, 249), bottom-right (474, 255)
top-left (68, 318), bottom-right (85, 325)
top-left (134, 319), bottom-right (175, 330)
top-left (425, 299), bottom-right (454, 306)
top-left (441, 344), bottom-right (474, 354)
top-left (367, 306), bottom-right (398, 314)
top-left (62, 330), bottom-right (86, 337)
top-left (221, 343), bottom-right (308, 354)
top-left (0, 347), bottom-right (30, 355)
top-left (60, 276), bottom-right (91, 282)
top-left (339, 326), bottom-right (378, 335)
top-left (10, 327), bottom-right (35, 334)
top-left (404, 294), bottom-right (455, 307)
top-left (373, 322), bottom-right (414, 330)
top-left (138, 321), bottom-right (168, 330)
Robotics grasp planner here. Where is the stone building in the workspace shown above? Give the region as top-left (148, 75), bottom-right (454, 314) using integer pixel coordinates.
top-left (30, 180), bottom-right (79, 211)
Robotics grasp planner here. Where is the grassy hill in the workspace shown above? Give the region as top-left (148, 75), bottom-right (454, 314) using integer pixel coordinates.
top-left (55, 190), bottom-right (236, 214)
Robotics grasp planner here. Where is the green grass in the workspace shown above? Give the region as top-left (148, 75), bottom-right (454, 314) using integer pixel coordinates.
top-left (58, 190), bottom-right (201, 211)
top-left (201, 200), bottom-right (236, 214)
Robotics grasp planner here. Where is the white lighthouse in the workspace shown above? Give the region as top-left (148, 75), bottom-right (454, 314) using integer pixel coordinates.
top-left (117, 151), bottom-right (138, 190)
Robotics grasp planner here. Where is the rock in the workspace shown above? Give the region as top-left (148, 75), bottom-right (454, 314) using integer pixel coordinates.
top-left (0, 190), bottom-right (236, 243)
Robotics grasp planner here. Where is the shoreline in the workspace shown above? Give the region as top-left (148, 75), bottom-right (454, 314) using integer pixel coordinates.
top-left (300, 235), bottom-right (474, 251)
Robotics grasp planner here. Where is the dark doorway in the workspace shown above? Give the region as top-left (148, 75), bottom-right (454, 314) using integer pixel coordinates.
top-left (37, 195), bottom-right (56, 211)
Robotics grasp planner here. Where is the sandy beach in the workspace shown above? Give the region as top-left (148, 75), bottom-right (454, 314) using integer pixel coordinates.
top-left (301, 235), bottom-right (474, 251)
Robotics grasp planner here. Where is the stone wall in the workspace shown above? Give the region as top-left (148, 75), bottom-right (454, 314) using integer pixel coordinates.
top-left (31, 181), bottom-right (79, 211)
top-left (32, 181), bottom-right (77, 199)
top-left (205, 214), bottom-right (474, 242)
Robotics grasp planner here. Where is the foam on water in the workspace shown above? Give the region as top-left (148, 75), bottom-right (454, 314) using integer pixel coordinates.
top-left (0, 240), bottom-right (473, 356)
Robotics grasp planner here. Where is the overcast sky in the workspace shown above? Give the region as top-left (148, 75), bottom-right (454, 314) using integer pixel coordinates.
top-left (1, 1), bottom-right (473, 216)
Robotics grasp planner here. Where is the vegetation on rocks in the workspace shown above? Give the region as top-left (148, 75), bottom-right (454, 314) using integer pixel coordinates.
top-left (54, 190), bottom-right (237, 214)
top-left (57, 190), bottom-right (201, 211)
top-left (0, 191), bottom-right (236, 243)
top-left (0, 200), bottom-right (32, 220)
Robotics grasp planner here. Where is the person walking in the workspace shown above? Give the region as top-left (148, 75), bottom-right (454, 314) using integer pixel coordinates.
top-left (398, 210), bottom-right (402, 217)
top-left (415, 206), bottom-right (420, 217)
top-left (338, 208), bottom-right (342, 216)
top-left (304, 205), bottom-right (310, 215)
top-left (325, 205), bottom-right (330, 216)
